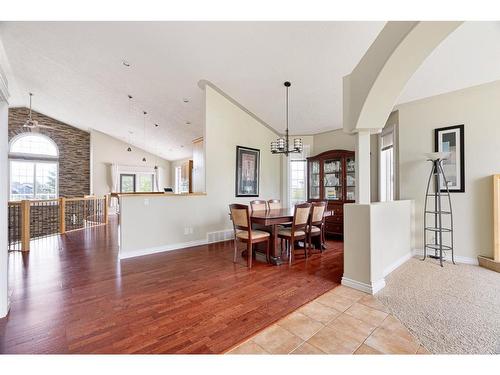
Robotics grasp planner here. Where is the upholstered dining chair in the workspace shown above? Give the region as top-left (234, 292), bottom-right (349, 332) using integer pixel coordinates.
top-left (278, 202), bottom-right (312, 265)
top-left (267, 199), bottom-right (282, 210)
top-left (250, 200), bottom-right (268, 211)
top-left (307, 200), bottom-right (327, 255)
top-left (229, 204), bottom-right (270, 268)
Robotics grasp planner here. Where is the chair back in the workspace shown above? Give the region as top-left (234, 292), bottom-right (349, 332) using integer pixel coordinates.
top-left (229, 204), bottom-right (250, 231)
top-left (268, 199), bottom-right (281, 210)
top-left (311, 201), bottom-right (327, 225)
top-left (292, 202), bottom-right (312, 233)
top-left (250, 200), bottom-right (268, 211)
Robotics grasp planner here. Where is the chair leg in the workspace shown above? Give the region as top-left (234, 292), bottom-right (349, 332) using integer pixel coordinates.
top-left (265, 239), bottom-right (270, 264)
top-left (247, 241), bottom-right (252, 268)
top-left (233, 239), bottom-right (238, 263)
top-left (289, 239), bottom-right (294, 265)
top-left (308, 235), bottom-right (312, 257)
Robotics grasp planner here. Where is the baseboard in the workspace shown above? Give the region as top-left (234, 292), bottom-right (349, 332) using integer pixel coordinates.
top-left (119, 236), bottom-right (233, 260)
top-left (341, 276), bottom-right (386, 295)
top-left (412, 249), bottom-right (479, 265)
top-left (383, 252), bottom-right (413, 277)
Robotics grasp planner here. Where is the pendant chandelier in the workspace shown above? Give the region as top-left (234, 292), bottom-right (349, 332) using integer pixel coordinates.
top-left (271, 81), bottom-right (302, 156)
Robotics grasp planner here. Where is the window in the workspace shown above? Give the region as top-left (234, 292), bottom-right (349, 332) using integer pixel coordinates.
top-left (120, 173), bottom-right (154, 193)
top-left (379, 129), bottom-right (395, 202)
top-left (9, 134), bottom-right (58, 201)
top-left (120, 174), bottom-right (136, 193)
top-left (137, 174), bottom-right (154, 192)
top-left (288, 145), bottom-right (309, 207)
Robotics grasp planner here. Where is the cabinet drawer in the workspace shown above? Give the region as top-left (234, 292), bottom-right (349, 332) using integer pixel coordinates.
top-left (326, 223), bottom-right (343, 235)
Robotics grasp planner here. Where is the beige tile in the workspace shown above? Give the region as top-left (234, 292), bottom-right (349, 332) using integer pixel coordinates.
top-left (277, 311), bottom-right (324, 341)
top-left (316, 291), bottom-right (356, 312)
top-left (290, 342), bottom-right (325, 354)
top-left (227, 340), bottom-right (269, 354)
top-left (358, 295), bottom-right (389, 313)
top-left (307, 314), bottom-right (375, 354)
top-left (364, 315), bottom-right (420, 354)
top-left (330, 285), bottom-right (367, 301)
top-left (416, 345), bottom-right (431, 354)
top-left (298, 301), bottom-right (342, 324)
top-left (354, 343), bottom-right (382, 355)
top-left (345, 302), bottom-right (388, 327)
top-left (252, 324), bottom-right (303, 354)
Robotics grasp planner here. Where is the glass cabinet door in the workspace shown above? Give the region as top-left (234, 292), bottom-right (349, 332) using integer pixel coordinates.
top-left (323, 158), bottom-right (342, 200)
top-left (346, 156), bottom-right (356, 201)
top-left (309, 160), bottom-right (320, 199)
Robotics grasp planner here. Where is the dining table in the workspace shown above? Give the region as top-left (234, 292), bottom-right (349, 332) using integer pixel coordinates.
top-left (250, 207), bottom-right (333, 265)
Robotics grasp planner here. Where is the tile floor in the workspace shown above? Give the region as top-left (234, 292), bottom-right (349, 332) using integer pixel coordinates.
top-left (226, 285), bottom-right (430, 355)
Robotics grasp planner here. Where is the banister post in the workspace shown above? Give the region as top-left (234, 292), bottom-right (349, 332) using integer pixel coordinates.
top-left (21, 200), bottom-right (30, 252)
top-left (104, 195), bottom-right (109, 225)
top-left (59, 197), bottom-right (66, 234)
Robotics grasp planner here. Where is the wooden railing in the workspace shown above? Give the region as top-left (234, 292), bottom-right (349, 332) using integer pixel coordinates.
top-left (7, 195), bottom-right (109, 252)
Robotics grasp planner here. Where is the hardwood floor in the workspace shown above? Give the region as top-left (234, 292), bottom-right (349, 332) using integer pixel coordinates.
top-left (0, 216), bottom-right (343, 354)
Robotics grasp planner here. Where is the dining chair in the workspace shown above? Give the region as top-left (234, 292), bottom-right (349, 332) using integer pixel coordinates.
top-left (229, 204), bottom-right (270, 268)
top-left (267, 199), bottom-right (281, 210)
top-left (307, 200), bottom-right (327, 255)
top-left (278, 202), bottom-right (312, 265)
top-left (250, 200), bottom-right (268, 211)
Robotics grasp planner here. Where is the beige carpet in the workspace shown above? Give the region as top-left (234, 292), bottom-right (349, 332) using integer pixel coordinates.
top-left (376, 257), bottom-right (500, 354)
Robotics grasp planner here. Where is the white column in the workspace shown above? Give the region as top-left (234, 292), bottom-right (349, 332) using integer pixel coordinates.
top-left (355, 130), bottom-right (371, 204)
top-left (0, 99), bottom-right (8, 318)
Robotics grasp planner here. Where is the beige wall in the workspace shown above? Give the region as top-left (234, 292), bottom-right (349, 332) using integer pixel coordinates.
top-left (397, 80), bottom-right (500, 261)
top-left (90, 129), bottom-right (171, 196)
top-left (119, 85), bottom-right (282, 257)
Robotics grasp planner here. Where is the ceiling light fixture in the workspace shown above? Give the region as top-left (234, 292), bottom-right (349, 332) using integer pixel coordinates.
top-left (271, 81), bottom-right (302, 156)
top-left (126, 95), bottom-right (133, 152)
top-left (183, 98), bottom-right (189, 103)
top-left (122, 60), bottom-right (131, 67)
top-left (186, 121), bottom-right (191, 125)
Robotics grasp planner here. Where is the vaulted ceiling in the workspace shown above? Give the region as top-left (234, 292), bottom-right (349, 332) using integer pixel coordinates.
top-left (1, 21), bottom-right (499, 160)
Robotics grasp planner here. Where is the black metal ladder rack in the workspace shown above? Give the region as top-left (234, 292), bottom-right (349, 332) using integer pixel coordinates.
top-left (423, 157), bottom-right (455, 267)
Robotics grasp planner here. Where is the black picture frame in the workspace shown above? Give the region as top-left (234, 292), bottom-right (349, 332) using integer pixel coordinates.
top-left (434, 124), bottom-right (465, 193)
top-left (235, 146), bottom-right (260, 197)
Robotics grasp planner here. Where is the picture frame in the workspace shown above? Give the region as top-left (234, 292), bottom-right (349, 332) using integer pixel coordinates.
top-left (434, 124), bottom-right (465, 193)
top-left (235, 146), bottom-right (260, 197)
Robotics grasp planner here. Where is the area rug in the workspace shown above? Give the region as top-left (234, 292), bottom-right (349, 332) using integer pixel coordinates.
top-left (376, 257), bottom-right (500, 354)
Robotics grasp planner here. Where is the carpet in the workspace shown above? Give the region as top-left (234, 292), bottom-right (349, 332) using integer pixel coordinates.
top-left (376, 257), bottom-right (500, 354)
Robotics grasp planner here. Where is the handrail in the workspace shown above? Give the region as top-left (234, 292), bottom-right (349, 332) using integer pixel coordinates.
top-left (7, 195), bottom-right (109, 252)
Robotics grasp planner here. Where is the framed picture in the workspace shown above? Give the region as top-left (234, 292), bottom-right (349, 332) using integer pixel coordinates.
top-left (235, 146), bottom-right (260, 197)
top-left (434, 124), bottom-right (465, 193)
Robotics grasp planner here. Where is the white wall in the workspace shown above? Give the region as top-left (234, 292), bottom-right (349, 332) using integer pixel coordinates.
top-left (397, 80), bottom-right (500, 261)
top-left (119, 85), bottom-right (282, 258)
top-left (90, 129), bottom-right (171, 196)
top-left (0, 100), bottom-right (8, 317)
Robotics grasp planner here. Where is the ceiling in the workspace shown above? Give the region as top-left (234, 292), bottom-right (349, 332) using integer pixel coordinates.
top-left (1, 21), bottom-right (499, 161)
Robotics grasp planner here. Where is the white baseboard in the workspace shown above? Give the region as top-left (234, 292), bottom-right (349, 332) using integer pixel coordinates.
top-left (341, 277), bottom-right (386, 295)
top-left (412, 249), bottom-right (479, 265)
top-left (383, 252), bottom-right (413, 277)
top-left (119, 236), bottom-right (233, 260)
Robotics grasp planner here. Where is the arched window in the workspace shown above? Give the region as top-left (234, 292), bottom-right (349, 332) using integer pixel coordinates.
top-left (9, 133), bottom-right (59, 201)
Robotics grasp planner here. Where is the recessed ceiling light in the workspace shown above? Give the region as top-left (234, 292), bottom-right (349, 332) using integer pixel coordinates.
top-left (122, 60), bottom-right (131, 67)
top-left (183, 98), bottom-right (189, 103)
top-left (180, 145), bottom-right (184, 148)
top-left (186, 121), bottom-right (191, 125)
top-left (154, 123), bottom-right (159, 128)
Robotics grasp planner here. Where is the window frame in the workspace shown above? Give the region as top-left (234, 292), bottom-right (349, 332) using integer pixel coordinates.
top-left (120, 174), bottom-right (136, 193)
top-left (8, 133), bottom-right (59, 201)
top-left (378, 122), bottom-right (399, 202)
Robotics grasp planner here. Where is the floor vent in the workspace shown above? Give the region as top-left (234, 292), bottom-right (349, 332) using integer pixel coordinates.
top-left (207, 229), bottom-right (234, 244)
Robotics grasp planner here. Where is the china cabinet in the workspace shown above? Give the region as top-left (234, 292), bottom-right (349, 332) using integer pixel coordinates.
top-left (307, 149), bottom-right (355, 237)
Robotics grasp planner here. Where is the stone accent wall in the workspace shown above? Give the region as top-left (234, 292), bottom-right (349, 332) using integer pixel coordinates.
top-left (8, 107), bottom-right (90, 197)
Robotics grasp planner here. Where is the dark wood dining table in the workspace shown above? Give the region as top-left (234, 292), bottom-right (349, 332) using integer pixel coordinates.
top-left (250, 208), bottom-right (333, 265)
